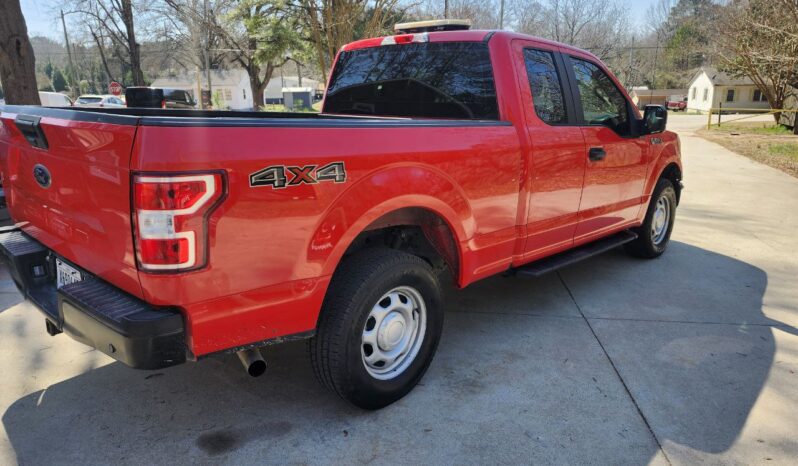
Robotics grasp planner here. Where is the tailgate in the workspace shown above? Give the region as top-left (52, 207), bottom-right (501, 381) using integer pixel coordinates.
top-left (0, 107), bottom-right (143, 298)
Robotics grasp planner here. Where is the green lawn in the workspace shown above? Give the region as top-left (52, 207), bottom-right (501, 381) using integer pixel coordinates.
top-left (261, 103), bottom-right (319, 113)
top-left (709, 121), bottom-right (793, 135)
top-left (769, 143), bottom-right (798, 160)
top-left (700, 121), bottom-right (798, 178)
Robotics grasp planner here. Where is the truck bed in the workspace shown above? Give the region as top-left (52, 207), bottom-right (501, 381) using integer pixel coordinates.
top-left (0, 104), bottom-right (520, 356)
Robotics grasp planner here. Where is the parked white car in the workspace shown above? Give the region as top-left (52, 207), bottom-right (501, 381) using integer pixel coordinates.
top-left (75, 94), bottom-right (126, 108)
top-left (38, 92), bottom-right (73, 107)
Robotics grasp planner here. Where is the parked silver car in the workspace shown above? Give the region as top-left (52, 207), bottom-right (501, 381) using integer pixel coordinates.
top-left (75, 94), bottom-right (126, 108)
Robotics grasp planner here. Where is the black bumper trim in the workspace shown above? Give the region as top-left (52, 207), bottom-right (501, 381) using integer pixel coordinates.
top-left (0, 229), bottom-right (186, 369)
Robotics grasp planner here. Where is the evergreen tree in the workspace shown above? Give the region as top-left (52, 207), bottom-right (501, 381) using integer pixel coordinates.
top-left (51, 68), bottom-right (68, 92)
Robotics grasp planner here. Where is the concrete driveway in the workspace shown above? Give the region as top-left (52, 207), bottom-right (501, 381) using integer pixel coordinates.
top-left (1, 114), bottom-right (796, 465)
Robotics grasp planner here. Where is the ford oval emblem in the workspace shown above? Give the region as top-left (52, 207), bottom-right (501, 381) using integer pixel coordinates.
top-left (33, 164), bottom-right (51, 189)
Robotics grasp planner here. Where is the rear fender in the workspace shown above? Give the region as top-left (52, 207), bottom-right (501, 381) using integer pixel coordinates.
top-left (308, 164), bottom-right (473, 281)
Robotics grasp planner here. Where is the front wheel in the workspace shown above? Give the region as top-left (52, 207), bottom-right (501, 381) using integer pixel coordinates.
top-left (310, 248), bottom-right (444, 409)
top-left (625, 178), bottom-right (677, 258)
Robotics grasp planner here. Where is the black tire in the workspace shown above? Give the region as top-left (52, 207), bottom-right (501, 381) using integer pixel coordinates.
top-left (625, 178), bottom-right (677, 258)
top-left (309, 248), bottom-right (444, 409)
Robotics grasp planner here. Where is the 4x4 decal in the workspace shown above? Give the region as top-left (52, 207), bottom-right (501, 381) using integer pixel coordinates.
top-left (250, 162), bottom-right (347, 188)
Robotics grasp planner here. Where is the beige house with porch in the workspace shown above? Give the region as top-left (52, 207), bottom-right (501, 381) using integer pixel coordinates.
top-left (687, 67), bottom-right (770, 113)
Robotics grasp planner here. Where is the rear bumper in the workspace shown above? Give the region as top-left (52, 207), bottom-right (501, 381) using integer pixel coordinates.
top-left (0, 228), bottom-right (186, 369)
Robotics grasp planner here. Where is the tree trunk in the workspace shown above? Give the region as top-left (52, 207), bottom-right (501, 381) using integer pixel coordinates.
top-left (771, 97), bottom-right (783, 125)
top-left (247, 64), bottom-right (263, 110)
top-left (0, 0), bottom-right (41, 105)
top-left (121, 0), bottom-right (145, 86)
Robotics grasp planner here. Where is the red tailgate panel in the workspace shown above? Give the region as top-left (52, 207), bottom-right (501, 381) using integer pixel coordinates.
top-left (0, 112), bottom-right (142, 298)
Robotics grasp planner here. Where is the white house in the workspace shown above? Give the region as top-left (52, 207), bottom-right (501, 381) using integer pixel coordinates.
top-left (151, 69), bottom-right (253, 110)
top-left (264, 76), bottom-right (321, 104)
top-left (629, 88), bottom-right (687, 109)
top-left (687, 67), bottom-right (770, 113)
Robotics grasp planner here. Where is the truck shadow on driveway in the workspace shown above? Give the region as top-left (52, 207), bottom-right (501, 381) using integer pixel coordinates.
top-left (3, 242), bottom-right (796, 464)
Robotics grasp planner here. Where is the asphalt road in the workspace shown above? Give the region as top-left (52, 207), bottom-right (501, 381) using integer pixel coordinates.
top-left (1, 114), bottom-right (796, 465)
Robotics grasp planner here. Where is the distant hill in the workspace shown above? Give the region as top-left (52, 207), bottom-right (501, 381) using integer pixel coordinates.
top-left (31, 36), bottom-right (69, 69)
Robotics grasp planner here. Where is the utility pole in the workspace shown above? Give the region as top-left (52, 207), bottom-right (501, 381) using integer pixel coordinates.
top-left (444, 0), bottom-right (448, 19)
top-left (499, 0), bottom-right (505, 29)
top-left (60, 10), bottom-right (77, 98)
top-left (627, 35), bottom-right (635, 89)
top-left (204, 0), bottom-right (212, 104)
top-left (196, 65), bottom-right (203, 107)
top-left (650, 41), bottom-right (660, 100)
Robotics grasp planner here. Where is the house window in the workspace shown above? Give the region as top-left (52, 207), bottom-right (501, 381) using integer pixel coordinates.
top-left (243, 89), bottom-right (247, 99)
top-left (752, 89), bottom-right (766, 102)
top-left (224, 89), bottom-right (232, 101)
top-left (726, 89), bottom-right (735, 102)
top-left (691, 87), bottom-right (696, 100)
top-left (702, 88), bottom-right (708, 102)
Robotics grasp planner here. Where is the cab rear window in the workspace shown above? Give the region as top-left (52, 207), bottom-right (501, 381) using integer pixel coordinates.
top-left (324, 42), bottom-right (498, 120)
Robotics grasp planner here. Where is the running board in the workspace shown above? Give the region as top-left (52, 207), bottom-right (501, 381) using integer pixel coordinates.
top-left (514, 231), bottom-right (638, 278)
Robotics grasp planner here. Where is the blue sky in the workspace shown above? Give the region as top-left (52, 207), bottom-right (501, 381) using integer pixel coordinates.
top-left (20, 0), bottom-right (664, 41)
top-left (20, 0), bottom-right (59, 39)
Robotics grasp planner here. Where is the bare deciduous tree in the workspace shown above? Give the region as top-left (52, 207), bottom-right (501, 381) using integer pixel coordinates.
top-left (716, 0), bottom-right (798, 122)
top-left (413, 0), bottom-right (630, 62)
top-left (541, 0), bottom-right (630, 60)
top-left (162, 0), bottom-right (227, 90)
top-left (65, 0), bottom-right (147, 86)
top-left (0, 0), bottom-right (40, 104)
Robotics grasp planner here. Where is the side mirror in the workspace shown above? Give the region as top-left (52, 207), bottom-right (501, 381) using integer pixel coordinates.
top-left (644, 105), bottom-right (667, 134)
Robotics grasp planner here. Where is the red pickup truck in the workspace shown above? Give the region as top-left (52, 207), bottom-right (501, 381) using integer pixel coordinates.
top-left (0, 27), bottom-right (681, 409)
top-left (667, 95), bottom-right (688, 111)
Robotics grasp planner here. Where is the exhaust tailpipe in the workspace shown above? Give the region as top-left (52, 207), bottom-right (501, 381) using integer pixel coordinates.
top-left (237, 348), bottom-right (267, 377)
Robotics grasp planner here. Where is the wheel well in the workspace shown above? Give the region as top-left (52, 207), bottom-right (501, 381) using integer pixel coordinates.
top-left (342, 207), bottom-right (460, 284)
top-left (660, 163), bottom-right (682, 204)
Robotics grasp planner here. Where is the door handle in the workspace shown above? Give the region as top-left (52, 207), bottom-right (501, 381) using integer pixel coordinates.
top-left (588, 147), bottom-right (606, 161)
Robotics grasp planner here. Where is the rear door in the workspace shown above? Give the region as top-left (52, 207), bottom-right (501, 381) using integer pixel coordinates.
top-left (0, 108), bottom-right (143, 297)
top-left (513, 41), bottom-right (587, 261)
top-left (562, 53), bottom-right (649, 241)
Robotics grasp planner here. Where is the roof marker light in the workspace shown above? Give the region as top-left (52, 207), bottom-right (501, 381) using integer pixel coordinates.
top-left (394, 19), bottom-right (472, 34)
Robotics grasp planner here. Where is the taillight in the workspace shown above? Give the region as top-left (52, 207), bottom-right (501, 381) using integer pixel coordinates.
top-left (161, 99), bottom-right (167, 109)
top-left (133, 173), bottom-right (224, 272)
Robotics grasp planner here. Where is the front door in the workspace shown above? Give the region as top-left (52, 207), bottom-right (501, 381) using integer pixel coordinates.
top-left (564, 54), bottom-right (649, 241)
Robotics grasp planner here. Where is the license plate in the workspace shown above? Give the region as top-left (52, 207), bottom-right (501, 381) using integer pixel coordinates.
top-left (56, 258), bottom-right (83, 289)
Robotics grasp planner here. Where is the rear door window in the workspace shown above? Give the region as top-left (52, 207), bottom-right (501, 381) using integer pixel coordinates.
top-left (325, 42), bottom-right (498, 120)
top-left (523, 49), bottom-right (568, 124)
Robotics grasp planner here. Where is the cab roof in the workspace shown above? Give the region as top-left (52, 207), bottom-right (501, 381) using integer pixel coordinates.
top-left (341, 30), bottom-right (599, 62)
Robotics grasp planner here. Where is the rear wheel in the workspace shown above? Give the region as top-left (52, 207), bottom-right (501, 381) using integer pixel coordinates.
top-left (310, 248), bottom-right (444, 409)
top-left (625, 178), bottom-right (677, 258)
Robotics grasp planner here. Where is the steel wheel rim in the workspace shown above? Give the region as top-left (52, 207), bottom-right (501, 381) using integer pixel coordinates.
top-left (361, 286), bottom-right (427, 380)
top-left (651, 195), bottom-right (671, 245)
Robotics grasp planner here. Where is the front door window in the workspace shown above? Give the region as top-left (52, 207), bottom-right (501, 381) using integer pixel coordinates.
top-left (570, 58), bottom-right (630, 136)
